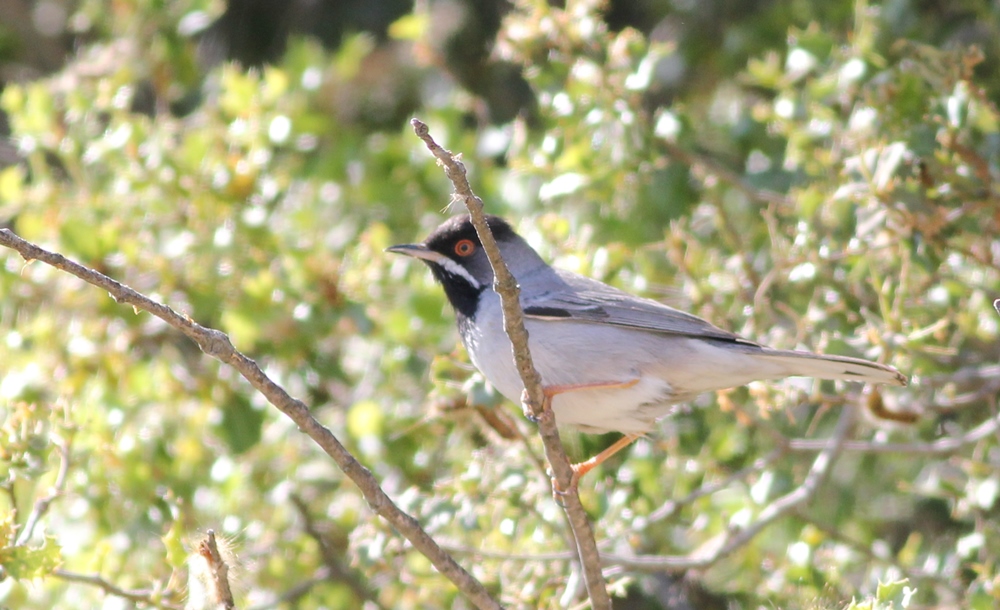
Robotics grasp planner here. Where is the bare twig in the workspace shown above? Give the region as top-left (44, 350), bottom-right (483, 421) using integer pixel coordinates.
top-left (198, 531), bottom-right (236, 610)
top-left (411, 118), bottom-right (611, 609)
top-left (0, 229), bottom-right (502, 610)
top-left (53, 569), bottom-right (182, 609)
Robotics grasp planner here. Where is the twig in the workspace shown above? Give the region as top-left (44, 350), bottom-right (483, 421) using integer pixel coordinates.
top-left (411, 118), bottom-right (611, 610)
top-left (602, 406), bottom-right (858, 572)
top-left (788, 411), bottom-right (1000, 454)
top-left (797, 515), bottom-right (964, 594)
top-left (198, 530), bottom-right (236, 610)
top-left (52, 569), bottom-right (182, 609)
top-left (647, 446), bottom-right (787, 523)
top-left (289, 494), bottom-right (388, 610)
top-left (715, 406), bottom-right (855, 553)
top-left (0, 229), bottom-right (502, 610)
top-left (443, 406), bottom-right (998, 575)
top-left (245, 568), bottom-right (332, 610)
top-left (16, 437), bottom-right (71, 545)
top-left (660, 140), bottom-right (793, 207)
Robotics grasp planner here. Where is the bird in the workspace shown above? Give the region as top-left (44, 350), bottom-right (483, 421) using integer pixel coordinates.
top-left (388, 214), bottom-right (907, 481)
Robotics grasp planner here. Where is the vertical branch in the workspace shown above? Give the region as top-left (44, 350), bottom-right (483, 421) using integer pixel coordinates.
top-left (197, 531), bottom-right (236, 610)
top-left (411, 118), bottom-right (612, 610)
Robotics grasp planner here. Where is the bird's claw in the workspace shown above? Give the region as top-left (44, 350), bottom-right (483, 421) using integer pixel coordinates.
top-left (550, 469), bottom-right (582, 504)
top-left (520, 388), bottom-right (542, 423)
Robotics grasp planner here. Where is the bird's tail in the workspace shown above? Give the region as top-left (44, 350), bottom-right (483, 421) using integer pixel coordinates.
top-left (755, 349), bottom-right (907, 386)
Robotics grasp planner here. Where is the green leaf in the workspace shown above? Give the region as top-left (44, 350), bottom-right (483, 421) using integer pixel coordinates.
top-left (1, 536), bottom-right (62, 580)
top-left (216, 393), bottom-right (265, 454)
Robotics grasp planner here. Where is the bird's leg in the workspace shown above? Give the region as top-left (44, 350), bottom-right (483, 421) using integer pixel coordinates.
top-left (524, 377), bottom-right (642, 495)
top-left (571, 433), bottom-right (643, 480)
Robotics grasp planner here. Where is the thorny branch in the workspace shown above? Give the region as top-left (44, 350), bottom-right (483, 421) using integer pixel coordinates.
top-left (411, 117), bottom-right (612, 610)
top-left (0, 229), bottom-right (502, 610)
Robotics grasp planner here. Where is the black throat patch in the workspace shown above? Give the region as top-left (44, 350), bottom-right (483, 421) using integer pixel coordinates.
top-left (430, 263), bottom-right (484, 321)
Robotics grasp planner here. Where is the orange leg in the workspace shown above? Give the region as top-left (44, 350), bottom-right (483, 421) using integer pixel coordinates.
top-left (533, 377), bottom-right (643, 493)
top-left (571, 433), bottom-right (643, 480)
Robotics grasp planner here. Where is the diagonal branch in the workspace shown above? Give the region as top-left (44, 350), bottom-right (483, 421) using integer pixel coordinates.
top-left (605, 404), bottom-right (858, 571)
top-left (411, 118), bottom-right (612, 610)
top-left (0, 229), bottom-right (502, 610)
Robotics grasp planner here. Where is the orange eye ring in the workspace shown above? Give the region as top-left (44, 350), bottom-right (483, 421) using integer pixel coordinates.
top-left (454, 239), bottom-right (476, 257)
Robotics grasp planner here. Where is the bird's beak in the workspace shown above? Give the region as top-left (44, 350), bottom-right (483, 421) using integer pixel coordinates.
top-left (385, 243), bottom-right (450, 265)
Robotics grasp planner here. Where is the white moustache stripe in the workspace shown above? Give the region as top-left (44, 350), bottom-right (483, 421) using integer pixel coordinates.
top-left (437, 257), bottom-right (481, 289)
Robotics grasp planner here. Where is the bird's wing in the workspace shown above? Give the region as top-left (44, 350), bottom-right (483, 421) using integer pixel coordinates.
top-left (521, 269), bottom-right (754, 344)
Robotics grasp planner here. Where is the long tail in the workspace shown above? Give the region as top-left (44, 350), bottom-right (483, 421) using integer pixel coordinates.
top-left (755, 349), bottom-right (907, 386)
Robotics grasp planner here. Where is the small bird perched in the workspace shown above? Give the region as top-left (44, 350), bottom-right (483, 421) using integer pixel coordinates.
top-left (388, 214), bottom-right (906, 479)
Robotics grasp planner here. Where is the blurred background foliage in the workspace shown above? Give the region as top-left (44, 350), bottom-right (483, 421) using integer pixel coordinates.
top-left (0, 0), bottom-right (999, 608)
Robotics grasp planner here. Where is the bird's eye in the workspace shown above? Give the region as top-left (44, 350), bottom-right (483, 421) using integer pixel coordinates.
top-left (454, 239), bottom-right (476, 256)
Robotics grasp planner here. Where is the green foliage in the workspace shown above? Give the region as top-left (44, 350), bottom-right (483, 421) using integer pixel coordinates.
top-left (844, 578), bottom-right (916, 609)
top-left (1, 0), bottom-right (1000, 608)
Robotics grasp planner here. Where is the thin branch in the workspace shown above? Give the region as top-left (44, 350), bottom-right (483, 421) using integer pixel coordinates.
top-left (289, 494), bottom-right (388, 610)
top-left (797, 515), bottom-right (964, 594)
top-left (16, 437), bottom-right (71, 545)
top-left (3, 482), bottom-right (17, 526)
top-left (443, 407), bottom-right (1000, 575)
top-left (198, 531), bottom-right (236, 610)
top-left (647, 446), bottom-right (788, 523)
top-left (605, 405), bottom-right (858, 572)
top-left (245, 568), bottom-right (332, 610)
top-left (788, 411), bottom-right (1000, 454)
top-left (503, 410), bottom-right (555, 481)
top-left (52, 569), bottom-right (182, 609)
top-left (660, 140), bottom-right (793, 207)
top-left (718, 406), bottom-right (854, 551)
top-left (0, 230), bottom-right (502, 610)
top-left (411, 118), bottom-right (611, 610)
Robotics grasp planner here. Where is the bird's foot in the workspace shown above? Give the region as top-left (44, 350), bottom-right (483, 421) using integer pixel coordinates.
top-left (550, 434), bottom-right (643, 498)
top-left (520, 388), bottom-right (544, 423)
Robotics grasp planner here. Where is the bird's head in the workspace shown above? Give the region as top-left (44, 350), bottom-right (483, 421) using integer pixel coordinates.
top-left (387, 214), bottom-right (542, 319)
